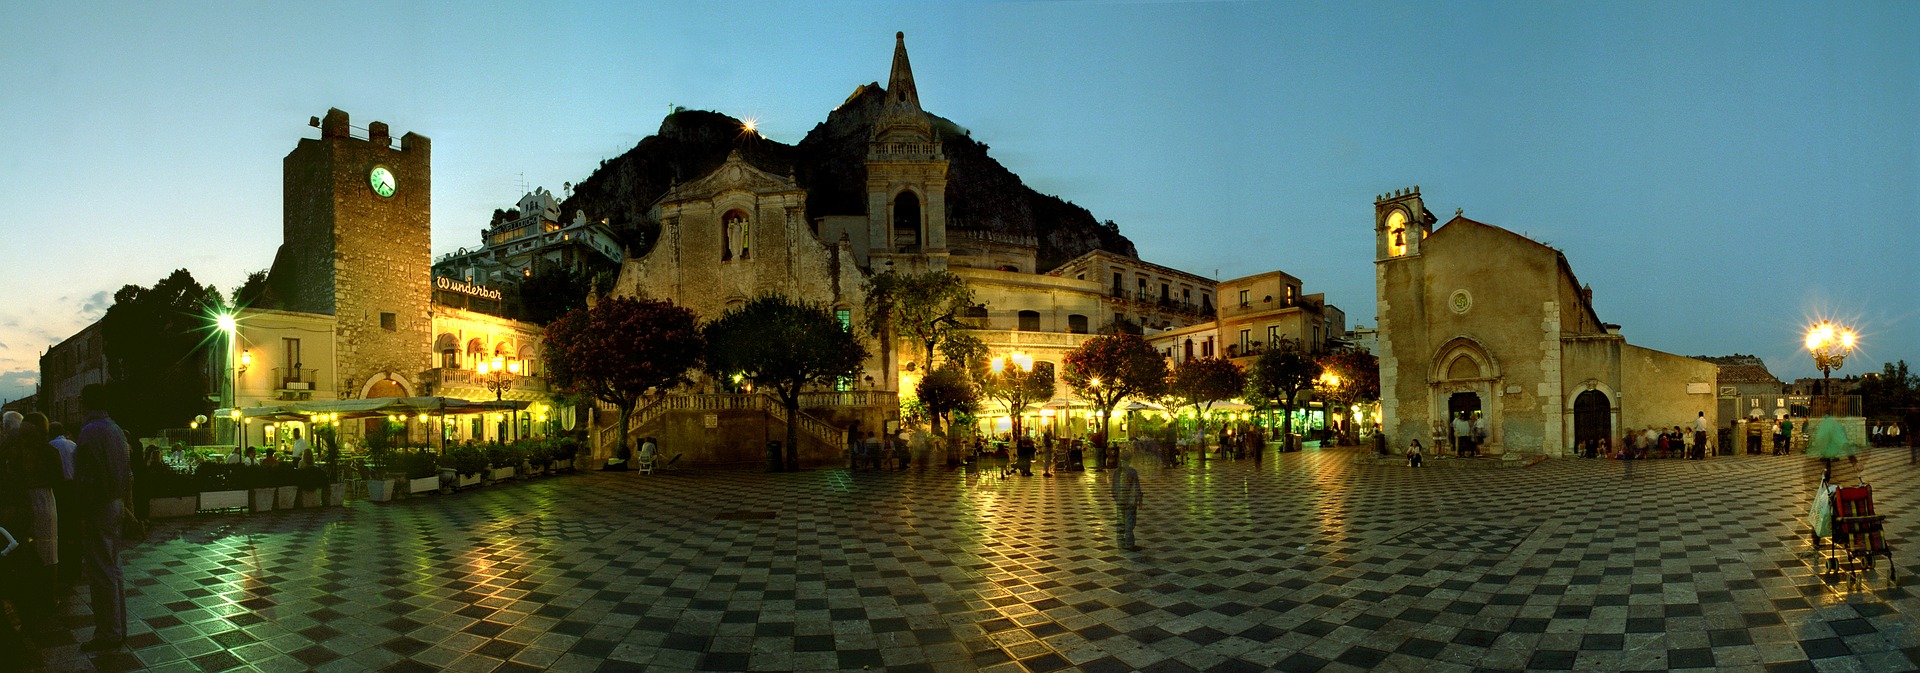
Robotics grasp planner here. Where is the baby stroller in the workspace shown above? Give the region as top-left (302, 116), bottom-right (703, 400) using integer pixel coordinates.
top-left (1811, 477), bottom-right (1895, 587)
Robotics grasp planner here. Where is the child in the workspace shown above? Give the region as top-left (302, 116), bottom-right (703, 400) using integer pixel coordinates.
top-left (1407, 439), bottom-right (1424, 467)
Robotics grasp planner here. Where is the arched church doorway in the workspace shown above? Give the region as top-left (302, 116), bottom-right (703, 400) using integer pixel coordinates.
top-left (1573, 390), bottom-right (1609, 450)
top-left (1448, 392), bottom-right (1482, 455)
top-left (893, 191), bottom-right (921, 251)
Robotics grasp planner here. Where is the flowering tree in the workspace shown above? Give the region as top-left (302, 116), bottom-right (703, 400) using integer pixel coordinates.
top-left (704, 295), bottom-right (868, 471)
top-left (1169, 356), bottom-right (1246, 457)
top-left (544, 297), bottom-right (704, 461)
top-left (1247, 340), bottom-right (1322, 448)
top-left (1316, 347), bottom-right (1381, 444)
top-left (1062, 333), bottom-right (1168, 454)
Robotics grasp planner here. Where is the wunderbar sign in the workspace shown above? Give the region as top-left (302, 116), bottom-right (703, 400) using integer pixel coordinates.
top-left (435, 276), bottom-right (502, 301)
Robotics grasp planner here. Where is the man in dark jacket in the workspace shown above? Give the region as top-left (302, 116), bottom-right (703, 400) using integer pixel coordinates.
top-left (73, 385), bottom-right (131, 651)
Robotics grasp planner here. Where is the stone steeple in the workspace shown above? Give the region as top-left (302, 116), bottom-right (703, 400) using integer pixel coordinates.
top-left (874, 32), bottom-right (933, 143)
top-left (887, 31), bottom-right (920, 114)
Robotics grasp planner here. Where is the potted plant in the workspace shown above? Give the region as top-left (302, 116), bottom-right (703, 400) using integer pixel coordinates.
top-left (401, 449), bottom-right (441, 497)
top-left (553, 437), bottom-right (581, 472)
top-left (195, 461), bottom-right (248, 511)
top-left (484, 442), bottom-right (518, 483)
top-left (294, 465), bottom-right (329, 507)
top-left (365, 441), bottom-right (400, 503)
top-left (146, 464), bottom-right (199, 518)
top-left (270, 463), bottom-right (300, 509)
top-left (447, 443), bottom-right (487, 489)
top-left (520, 439), bottom-right (546, 477)
top-left (243, 464), bottom-right (276, 513)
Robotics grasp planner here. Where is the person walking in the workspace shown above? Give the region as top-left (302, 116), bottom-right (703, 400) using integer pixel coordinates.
top-left (1622, 430), bottom-right (1636, 480)
top-left (72, 385), bottom-right (132, 651)
top-left (1110, 451), bottom-right (1142, 550)
top-left (18, 414), bottom-right (61, 592)
top-left (1693, 412), bottom-right (1710, 460)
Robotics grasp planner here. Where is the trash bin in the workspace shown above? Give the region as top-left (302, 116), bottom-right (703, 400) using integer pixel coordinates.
top-left (766, 440), bottom-right (783, 472)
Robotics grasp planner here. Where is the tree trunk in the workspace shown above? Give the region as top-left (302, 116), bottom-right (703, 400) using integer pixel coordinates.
top-left (616, 401), bottom-right (634, 465)
top-left (1098, 407), bottom-right (1113, 470)
top-left (1196, 405), bottom-right (1209, 463)
top-left (1280, 399), bottom-right (1294, 452)
top-left (784, 394), bottom-right (801, 472)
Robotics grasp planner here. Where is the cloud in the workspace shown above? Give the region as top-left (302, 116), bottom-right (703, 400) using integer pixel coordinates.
top-left (0, 369), bottom-right (37, 404)
top-left (80, 291), bottom-right (111, 319)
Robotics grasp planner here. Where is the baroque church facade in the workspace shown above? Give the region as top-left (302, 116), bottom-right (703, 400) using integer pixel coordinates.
top-left (1373, 188), bottom-right (1718, 457)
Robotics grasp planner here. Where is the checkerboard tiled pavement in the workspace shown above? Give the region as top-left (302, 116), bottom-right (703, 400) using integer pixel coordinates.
top-left (19, 446), bottom-right (1920, 672)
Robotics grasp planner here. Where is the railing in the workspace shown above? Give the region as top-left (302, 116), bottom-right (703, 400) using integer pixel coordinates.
top-left (972, 329), bottom-right (1084, 348)
top-left (608, 393), bottom-right (847, 454)
top-left (420, 367), bottom-right (548, 396)
top-left (798, 391), bottom-right (899, 409)
top-left (868, 142), bottom-right (943, 161)
top-left (274, 368), bottom-right (319, 391)
top-left (949, 230), bottom-right (1037, 248)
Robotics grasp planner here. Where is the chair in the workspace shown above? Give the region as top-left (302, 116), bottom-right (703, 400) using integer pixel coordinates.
top-left (636, 447), bottom-right (657, 475)
top-left (1827, 484), bottom-right (1895, 586)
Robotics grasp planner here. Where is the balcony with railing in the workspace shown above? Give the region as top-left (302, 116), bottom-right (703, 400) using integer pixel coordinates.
top-left (419, 367), bottom-right (549, 398)
top-left (1106, 288), bottom-right (1214, 318)
top-left (274, 367), bottom-right (320, 400)
top-left (868, 142), bottom-right (943, 161)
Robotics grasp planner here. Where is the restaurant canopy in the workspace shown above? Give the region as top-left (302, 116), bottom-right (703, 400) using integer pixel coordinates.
top-left (217, 396), bottom-right (531, 422)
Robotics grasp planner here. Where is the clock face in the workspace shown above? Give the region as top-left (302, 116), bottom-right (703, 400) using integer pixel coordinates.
top-left (369, 166), bottom-right (396, 198)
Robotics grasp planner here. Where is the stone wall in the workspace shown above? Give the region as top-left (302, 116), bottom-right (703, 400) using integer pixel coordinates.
top-left (1621, 343), bottom-right (1718, 434)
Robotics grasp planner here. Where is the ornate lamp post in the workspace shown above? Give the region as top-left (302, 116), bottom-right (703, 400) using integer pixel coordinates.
top-left (1805, 320), bottom-right (1857, 481)
top-left (476, 355), bottom-right (521, 442)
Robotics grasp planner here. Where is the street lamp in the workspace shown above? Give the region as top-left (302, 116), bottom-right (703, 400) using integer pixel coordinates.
top-left (1805, 320), bottom-right (1858, 481)
top-left (475, 356), bottom-right (522, 443)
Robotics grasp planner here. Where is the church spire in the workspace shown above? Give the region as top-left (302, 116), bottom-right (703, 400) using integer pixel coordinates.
top-left (887, 31), bottom-right (921, 113)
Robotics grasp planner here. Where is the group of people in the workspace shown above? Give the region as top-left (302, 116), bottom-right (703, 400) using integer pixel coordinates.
top-left (851, 430), bottom-right (923, 472)
top-left (0, 384), bottom-right (131, 666)
top-left (221, 430), bottom-right (313, 467)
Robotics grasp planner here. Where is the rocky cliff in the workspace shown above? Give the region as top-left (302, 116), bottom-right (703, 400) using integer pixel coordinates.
top-left (559, 84), bottom-right (1137, 271)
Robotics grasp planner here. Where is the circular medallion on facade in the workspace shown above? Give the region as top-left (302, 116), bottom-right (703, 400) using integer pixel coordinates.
top-left (1450, 289), bottom-right (1472, 314)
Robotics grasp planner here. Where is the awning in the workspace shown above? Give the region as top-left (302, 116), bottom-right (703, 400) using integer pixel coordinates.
top-left (1123, 400), bottom-right (1168, 412)
top-left (217, 396), bottom-right (531, 422)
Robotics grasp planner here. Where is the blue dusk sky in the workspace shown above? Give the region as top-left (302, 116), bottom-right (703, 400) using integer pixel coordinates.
top-left (1, 1), bottom-right (1915, 405)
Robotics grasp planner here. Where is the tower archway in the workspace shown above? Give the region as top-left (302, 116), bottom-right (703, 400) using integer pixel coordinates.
top-left (892, 191), bottom-right (921, 252)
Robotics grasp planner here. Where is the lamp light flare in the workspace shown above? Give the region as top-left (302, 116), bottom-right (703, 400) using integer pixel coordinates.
top-left (216, 314), bottom-right (237, 332)
top-left (741, 116), bottom-right (760, 136)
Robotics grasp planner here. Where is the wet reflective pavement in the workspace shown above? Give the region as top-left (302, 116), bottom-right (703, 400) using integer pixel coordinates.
top-left (23, 446), bottom-right (1920, 672)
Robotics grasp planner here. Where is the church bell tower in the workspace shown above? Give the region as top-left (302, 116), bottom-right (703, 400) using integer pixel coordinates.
top-left (1374, 186), bottom-right (1435, 261)
top-left (865, 32), bottom-right (949, 273)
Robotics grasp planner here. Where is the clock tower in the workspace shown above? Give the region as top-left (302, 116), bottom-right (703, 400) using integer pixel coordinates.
top-left (266, 108), bottom-right (433, 399)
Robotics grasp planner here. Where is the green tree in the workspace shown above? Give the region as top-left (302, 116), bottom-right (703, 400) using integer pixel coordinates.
top-left (980, 356), bottom-right (1055, 440)
top-left (1169, 356), bottom-right (1246, 458)
top-left (100, 269), bottom-right (226, 436)
top-left (232, 269), bottom-right (275, 310)
top-left (1859, 360), bottom-right (1920, 419)
top-left (864, 270), bottom-right (974, 370)
top-left (915, 365), bottom-right (978, 438)
top-left (1247, 340), bottom-right (1322, 449)
top-left (1316, 347), bottom-right (1381, 444)
top-left (544, 297), bottom-right (703, 462)
top-left (704, 294), bottom-right (868, 471)
top-left (1062, 333), bottom-right (1168, 456)
top-left (515, 263), bottom-right (596, 325)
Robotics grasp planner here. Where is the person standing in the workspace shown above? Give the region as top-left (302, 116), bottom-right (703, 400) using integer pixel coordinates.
top-left (17, 414), bottom-right (61, 596)
top-left (1693, 412), bottom-right (1710, 460)
top-left (1452, 413), bottom-right (1474, 457)
top-left (1110, 451), bottom-right (1142, 550)
top-left (48, 422), bottom-right (78, 584)
top-left (72, 385), bottom-right (132, 651)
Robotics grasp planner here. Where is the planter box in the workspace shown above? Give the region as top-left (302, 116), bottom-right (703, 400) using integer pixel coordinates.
top-left (457, 473), bottom-right (482, 489)
top-left (553, 458), bottom-right (573, 472)
top-left (327, 483), bottom-right (346, 507)
top-left (275, 486), bottom-right (298, 509)
top-left (407, 476), bottom-right (440, 496)
top-left (148, 496), bottom-right (198, 519)
top-left (249, 488), bottom-right (276, 512)
top-left (199, 490), bottom-right (248, 511)
top-left (366, 479), bottom-right (398, 503)
top-left (299, 488), bottom-right (324, 508)
top-left (490, 466), bottom-right (515, 481)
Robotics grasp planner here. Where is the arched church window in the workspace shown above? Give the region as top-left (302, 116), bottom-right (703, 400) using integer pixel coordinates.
top-left (1385, 209), bottom-right (1409, 257)
top-left (893, 191), bottom-right (920, 251)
